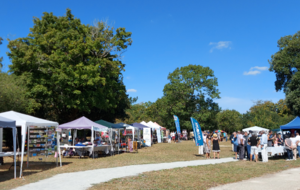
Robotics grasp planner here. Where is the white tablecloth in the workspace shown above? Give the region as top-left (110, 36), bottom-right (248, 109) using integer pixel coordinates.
top-left (257, 146), bottom-right (285, 156)
top-left (0, 152), bottom-right (24, 157)
top-left (88, 145), bottom-right (110, 155)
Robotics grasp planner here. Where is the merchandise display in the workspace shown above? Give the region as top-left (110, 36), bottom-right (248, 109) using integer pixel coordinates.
top-left (26, 126), bottom-right (57, 159)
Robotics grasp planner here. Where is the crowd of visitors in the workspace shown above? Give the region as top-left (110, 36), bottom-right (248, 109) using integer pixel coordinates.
top-left (229, 130), bottom-right (300, 162)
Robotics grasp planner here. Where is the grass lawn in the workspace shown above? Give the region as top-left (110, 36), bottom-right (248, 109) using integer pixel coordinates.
top-left (89, 156), bottom-right (300, 190)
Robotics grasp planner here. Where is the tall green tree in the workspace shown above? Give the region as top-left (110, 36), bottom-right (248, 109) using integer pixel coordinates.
top-left (158, 64), bottom-right (221, 131)
top-left (216, 109), bottom-right (242, 133)
top-left (7, 9), bottom-right (132, 123)
top-left (269, 31), bottom-right (300, 115)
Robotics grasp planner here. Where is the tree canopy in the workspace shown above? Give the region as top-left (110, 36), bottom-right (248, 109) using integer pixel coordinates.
top-left (269, 31), bottom-right (300, 115)
top-left (7, 9), bottom-right (132, 123)
top-left (118, 65), bottom-right (221, 131)
top-left (216, 109), bottom-right (242, 133)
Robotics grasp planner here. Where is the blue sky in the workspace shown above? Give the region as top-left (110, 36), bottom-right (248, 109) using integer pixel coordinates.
top-left (1, 0), bottom-right (299, 113)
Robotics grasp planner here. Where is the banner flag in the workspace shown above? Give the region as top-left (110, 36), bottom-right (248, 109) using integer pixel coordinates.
top-left (173, 115), bottom-right (181, 134)
top-left (190, 117), bottom-right (204, 146)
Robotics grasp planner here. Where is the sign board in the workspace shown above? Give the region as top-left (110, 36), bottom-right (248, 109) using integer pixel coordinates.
top-left (190, 117), bottom-right (204, 146)
top-left (173, 115), bottom-right (181, 134)
top-left (143, 128), bottom-right (151, 147)
top-left (157, 129), bottom-right (162, 143)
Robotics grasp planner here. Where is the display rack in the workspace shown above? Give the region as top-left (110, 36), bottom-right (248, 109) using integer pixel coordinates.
top-left (26, 126), bottom-right (56, 161)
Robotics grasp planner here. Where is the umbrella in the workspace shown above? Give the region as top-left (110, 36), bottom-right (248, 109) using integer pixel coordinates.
top-left (214, 130), bottom-right (224, 133)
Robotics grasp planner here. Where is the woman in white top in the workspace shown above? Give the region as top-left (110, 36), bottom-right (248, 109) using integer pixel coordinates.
top-left (290, 133), bottom-right (297, 160)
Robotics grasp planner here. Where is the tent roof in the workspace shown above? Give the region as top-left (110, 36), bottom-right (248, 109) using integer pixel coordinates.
top-left (131, 122), bottom-right (149, 130)
top-left (0, 111), bottom-right (58, 126)
top-left (94, 120), bottom-right (114, 128)
top-left (111, 123), bottom-right (127, 129)
top-left (147, 121), bottom-right (160, 129)
top-left (154, 122), bottom-right (166, 130)
top-left (59, 116), bottom-right (107, 131)
top-left (281, 116), bottom-right (300, 130)
top-left (242, 126), bottom-right (269, 132)
top-left (0, 116), bottom-right (16, 128)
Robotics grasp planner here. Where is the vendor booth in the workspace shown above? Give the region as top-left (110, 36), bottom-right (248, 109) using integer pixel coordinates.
top-left (281, 116), bottom-right (300, 131)
top-left (0, 111), bottom-right (60, 178)
top-left (131, 123), bottom-right (150, 147)
top-left (147, 121), bottom-right (162, 143)
top-left (58, 116), bottom-right (109, 158)
top-left (154, 122), bottom-right (167, 142)
top-left (113, 123), bottom-right (139, 152)
top-left (0, 116), bottom-right (17, 179)
top-left (242, 126), bottom-right (269, 133)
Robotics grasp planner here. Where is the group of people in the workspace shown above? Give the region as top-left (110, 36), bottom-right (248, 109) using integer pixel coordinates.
top-left (229, 130), bottom-right (300, 162)
top-left (198, 131), bottom-right (221, 159)
top-left (169, 131), bottom-right (179, 143)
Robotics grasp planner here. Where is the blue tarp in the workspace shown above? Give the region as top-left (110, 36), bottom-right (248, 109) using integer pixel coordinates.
top-left (280, 116), bottom-right (300, 130)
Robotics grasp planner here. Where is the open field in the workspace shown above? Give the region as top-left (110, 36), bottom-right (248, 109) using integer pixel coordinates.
top-left (2, 140), bottom-right (299, 190)
top-left (0, 140), bottom-right (232, 190)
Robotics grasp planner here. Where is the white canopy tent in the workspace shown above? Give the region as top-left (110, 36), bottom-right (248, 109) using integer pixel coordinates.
top-left (242, 126), bottom-right (269, 133)
top-left (147, 121), bottom-right (160, 130)
top-left (147, 121), bottom-right (162, 143)
top-left (0, 111), bottom-right (60, 178)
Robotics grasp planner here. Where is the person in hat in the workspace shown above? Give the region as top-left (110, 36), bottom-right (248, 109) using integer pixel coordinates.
top-left (212, 133), bottom-right (220, 159)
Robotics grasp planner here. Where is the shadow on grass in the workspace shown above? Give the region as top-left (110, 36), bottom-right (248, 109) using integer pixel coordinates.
top-left (0, 161), bottom-right (71, 183)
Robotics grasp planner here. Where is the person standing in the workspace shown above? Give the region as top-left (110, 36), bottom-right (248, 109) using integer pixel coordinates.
top-left (175, 132), bottom-right (178, 143)
top-left (260, 131), bottom-right (268, 162)
top-left (243, 131), bottom-right (250, 160)
top-left (198, 131), bottom-right (204, 155)
top-left (277, 134), bottom-right (284, 146)
top-left (249, 133), bottom-right (259, 162)
top-left (290, 133), bottom-right (297, 160)
top-left (206, 134), bottom-right (211, 159)
top-left (295, 132), bottom-right (300, 159)
top-left (285, 135), bottom-right (293, 161)
top-left (237, 131), bottom-right (244, 161)
top-left (267, 131), bottom-right (275, 147)
top-left (231, 132), bottom-right (238, 159)
top-left (203, 132), bottom-right (207, 155)
top-left (230, 132), bottom-right (234, 151)
top-left (212, 134), bottom-right (220, 159)
top-left (224, 132), bottom-right (227, 142)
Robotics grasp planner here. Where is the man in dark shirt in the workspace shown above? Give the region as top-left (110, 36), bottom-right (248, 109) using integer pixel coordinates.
top-left (249, 134), bottom-right (260, 162)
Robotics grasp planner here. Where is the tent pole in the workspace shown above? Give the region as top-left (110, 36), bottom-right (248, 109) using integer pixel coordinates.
top-left (13, 128), bottom-right (16, 179)
top-left (57, 132), bottom-right (62, 167)
top-left (91, 126), bottom-right (94, 159)
top-left (27, 126), bottom-right (29, 168)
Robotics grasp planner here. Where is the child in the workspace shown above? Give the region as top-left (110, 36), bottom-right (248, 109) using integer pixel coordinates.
top-left (273, 138), bottom-right (278, 147)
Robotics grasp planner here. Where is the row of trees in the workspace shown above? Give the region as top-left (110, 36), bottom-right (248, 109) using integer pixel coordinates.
top-left (118, 64), bottom-right (295, 133)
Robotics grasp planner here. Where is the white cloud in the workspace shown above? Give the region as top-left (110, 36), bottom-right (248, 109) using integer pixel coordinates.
top-left (209, 41), bottom-right (232, 52)
top-left (127, 89), bottom-right (137, 93)
top-left (250, 66), bottom-right (268, 71)
top-left (244, 66), bottom-right (269, 76)
top-left (126, 76), bottom-right (131, 80)
top-left (243, 70), bottom-right (261, 75)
